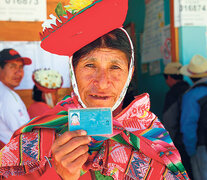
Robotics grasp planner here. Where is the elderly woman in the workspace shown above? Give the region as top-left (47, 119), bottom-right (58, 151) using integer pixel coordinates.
top-left (0, 0), bottom-right (189, 179)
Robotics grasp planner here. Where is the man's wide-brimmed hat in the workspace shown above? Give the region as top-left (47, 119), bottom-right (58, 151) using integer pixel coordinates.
top-left (164, 62), bottom-right (182, 75)
top-left (32, 69), bottom-right (63, 93)
top-left (180, 55), bottom-right (207, 78)
top-left (0, 48), bottom-right (32, 65)
top-left (40, 0), bottom-right (128, 56)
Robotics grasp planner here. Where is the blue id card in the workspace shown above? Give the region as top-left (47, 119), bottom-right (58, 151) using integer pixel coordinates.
top-left (68, 108), bottom-right (112, 136)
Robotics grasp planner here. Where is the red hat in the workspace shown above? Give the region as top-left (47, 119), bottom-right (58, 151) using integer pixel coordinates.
top-left (0, 48), bottom-right (32, 65)
top-left (32, 69), bottom-right (63, 93)
top-left (40, 0), bottom-right (128, 56)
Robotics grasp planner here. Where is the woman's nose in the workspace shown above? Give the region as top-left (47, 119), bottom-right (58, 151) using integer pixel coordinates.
top-left (94, 69), bottom-right (110, 89)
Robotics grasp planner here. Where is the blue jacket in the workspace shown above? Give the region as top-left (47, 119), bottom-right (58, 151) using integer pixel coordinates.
top-left (180, 78), bottom-right (207, 156)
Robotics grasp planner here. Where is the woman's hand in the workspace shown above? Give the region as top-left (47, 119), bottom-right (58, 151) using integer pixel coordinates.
top-left (51, 130), bottom-right (91, 180)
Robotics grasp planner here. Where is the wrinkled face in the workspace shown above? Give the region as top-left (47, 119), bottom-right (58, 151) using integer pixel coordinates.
top-left (0, 59), bottom-right (24, 89)
top-left (74, 48), bottom-right (129, 108)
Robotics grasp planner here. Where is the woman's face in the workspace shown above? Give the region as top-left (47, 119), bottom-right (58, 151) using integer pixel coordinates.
top-left (74, 48), bottom-right (129, 108)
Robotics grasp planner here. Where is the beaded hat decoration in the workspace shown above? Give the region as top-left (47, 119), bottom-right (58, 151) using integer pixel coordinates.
top-left (40, 0), bottom-right (128, 56)
top-left (32, 69), bottom-right (63, 93)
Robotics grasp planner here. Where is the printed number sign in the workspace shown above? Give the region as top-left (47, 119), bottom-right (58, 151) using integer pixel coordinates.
top-left (0, 0), bottom-right (47, 21)
top-left (174, 0), bottom-right (207, 26)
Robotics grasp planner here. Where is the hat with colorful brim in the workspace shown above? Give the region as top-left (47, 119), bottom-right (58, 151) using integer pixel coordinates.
top-left (40, 0), bottom-right (128, 56)
top-left (0, 48), bottom-right (32, 65)
top-left (32, 69), bottom-right (63, 93)
top-left (180, 54), bottom-right (207, 78)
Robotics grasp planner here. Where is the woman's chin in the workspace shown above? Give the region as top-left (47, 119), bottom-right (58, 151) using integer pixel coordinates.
top-left (85, 100), bottom-right (115, 108)
top-left (83, 95), bottom-right (115, 108)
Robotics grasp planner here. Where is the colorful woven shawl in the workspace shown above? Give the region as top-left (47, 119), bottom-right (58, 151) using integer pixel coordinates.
top-left (0, 92), bottom-right (189, 179)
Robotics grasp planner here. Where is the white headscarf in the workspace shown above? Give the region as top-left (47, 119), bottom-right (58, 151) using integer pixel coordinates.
top-left (68, 27), bottom-right (135, 111)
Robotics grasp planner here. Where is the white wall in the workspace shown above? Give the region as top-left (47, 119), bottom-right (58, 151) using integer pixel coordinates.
top-left (0, 41), bottom-right (71, 90)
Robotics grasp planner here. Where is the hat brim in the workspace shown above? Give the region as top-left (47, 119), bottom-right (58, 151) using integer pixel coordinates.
top-left (6, 57), bottom-right (32, 65)
top-left (32, 74), bottom-right (63, 93)
top-left (40, 0), bottom-right (128, 56)
top-left (18, 57), bottom-right (32, 65)
top-left (180, 65), bottom-right (207, 78)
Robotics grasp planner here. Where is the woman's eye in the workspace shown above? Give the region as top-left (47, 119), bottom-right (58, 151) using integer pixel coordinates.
top-left (111, 65), bottom-right (120, 69)
top-left (85, 64), bottom-right (95, 68)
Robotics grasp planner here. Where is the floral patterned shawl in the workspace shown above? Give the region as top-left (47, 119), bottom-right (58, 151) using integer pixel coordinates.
top-left (0, 92), bottom-right (189, 179)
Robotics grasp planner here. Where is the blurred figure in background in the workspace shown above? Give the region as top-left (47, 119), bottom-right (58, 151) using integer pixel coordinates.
top-left (0, 48), bottom-right (31, 149)
top-left (162, 62), bottom-right (192, 178)
top-left (180, 55), bottom-right (207, 180)
top-left (28, 69), bottom-right (63, 119)
top-left (163, 62), bottom-right (189, 115)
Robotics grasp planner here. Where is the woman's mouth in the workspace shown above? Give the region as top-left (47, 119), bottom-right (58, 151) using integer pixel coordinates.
top-left (90, 94), bottom-right (110, 100)
top-left (84, 93), bottom-right (115, 107)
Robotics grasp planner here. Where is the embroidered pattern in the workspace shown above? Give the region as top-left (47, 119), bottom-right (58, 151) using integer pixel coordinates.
top-left (0, 93), bottom-right (189, 180)
top-left (163, 168), bottom-right (180, 180)
top-left (0, 138), bottom-right (19, 166)
top-left (111, 143), bottom-right (129, 164)
top-left (126, 151), bottom-right (150, 180)
top-left (20, 130), bottom-right (39, 165)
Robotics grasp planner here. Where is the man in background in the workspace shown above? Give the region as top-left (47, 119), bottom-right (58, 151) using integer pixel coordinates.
top-left (162, 62), bottom-right (192, 179)
top-left (0, 48), bottom-right (32, 149)
top-left (163, 62), bottom-right (189, 115)
top-left (180, 55), bottom-right (207, 180)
